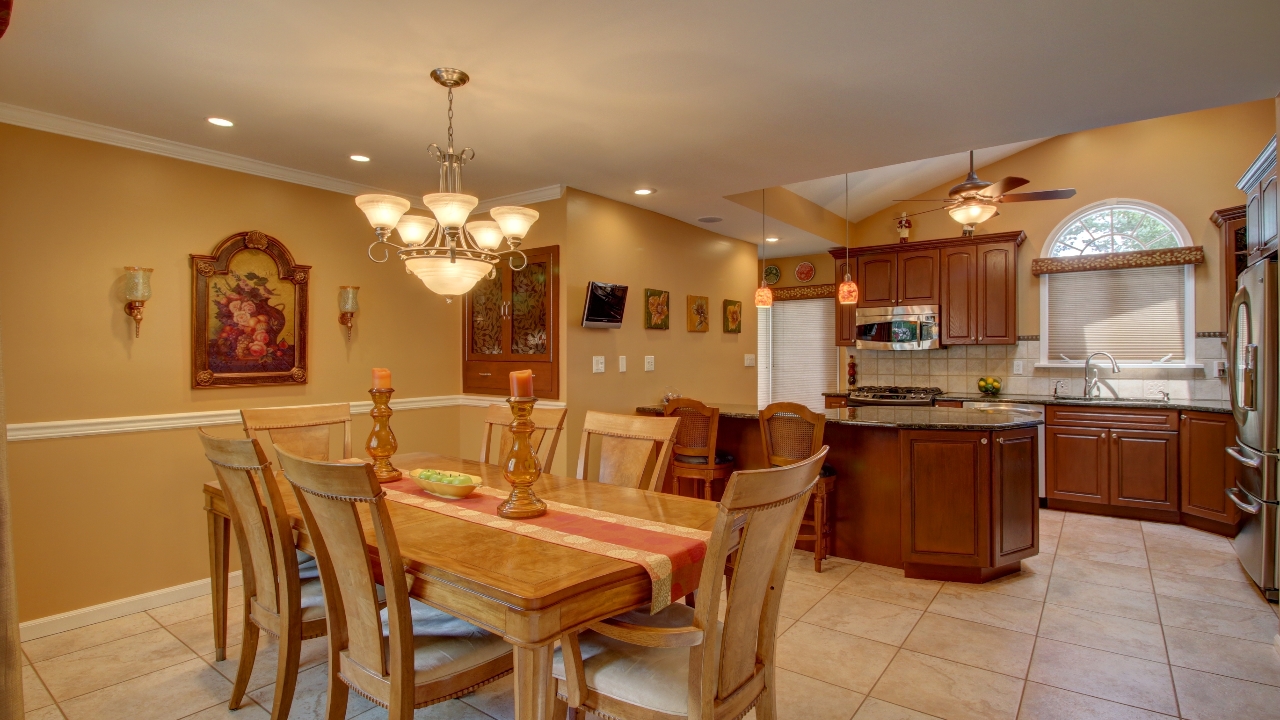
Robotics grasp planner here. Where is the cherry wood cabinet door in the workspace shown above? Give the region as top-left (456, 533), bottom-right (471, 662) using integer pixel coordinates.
top-left (900, 430), bottom-right (990, 568)
top-left (940, 245), bottom-right (977, 345)
top-left (857, 252), bottom-right (896, 308)
top-left (992, 428), bottom-right (1039, 567)
top-left (976, 241), bottom-right (1016, 345)
top-left (898, 249), bottom-right (940, 306)
top-left (1045, 425), bottom-right (1109, 504)
top-left (835, 260), bottom-right (858, 346)
top-left (1180, 411), bottom-right (1239, 525)
top-left (1110, 429), bottom-right (1179, 511)
top-left (463, 245), bottom-right (560, 398)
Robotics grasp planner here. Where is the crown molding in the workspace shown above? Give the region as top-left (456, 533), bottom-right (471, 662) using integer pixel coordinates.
top-left (474, 185), bottom-right (565, 213)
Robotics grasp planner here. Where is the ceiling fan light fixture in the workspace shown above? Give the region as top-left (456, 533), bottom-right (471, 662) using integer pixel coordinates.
top-left (948, 199), bottom-right (999, 225)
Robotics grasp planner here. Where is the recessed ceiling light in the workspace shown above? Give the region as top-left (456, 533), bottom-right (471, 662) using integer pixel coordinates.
top-left (698, 216), bottom-right (723, 223)
top-left (634, 188), bottom-right (655, 196)
top-left (765, 237), bottom-right (779, 243)
top-left (207, 117), bottom-right (234, 127)
top-left (350, 155), bottom-right (370, 162)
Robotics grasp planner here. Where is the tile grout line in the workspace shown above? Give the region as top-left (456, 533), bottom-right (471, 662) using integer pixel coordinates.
top-left (1140, 521), bottom-right (1181, 719)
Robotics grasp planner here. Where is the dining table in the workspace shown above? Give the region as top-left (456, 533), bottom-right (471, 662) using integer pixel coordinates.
top-left (203, 450), bottom-right (722, 720)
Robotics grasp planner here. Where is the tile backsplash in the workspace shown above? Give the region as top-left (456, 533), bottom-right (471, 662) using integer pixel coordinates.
top-left (845, 338), bottom-right (1228, 401)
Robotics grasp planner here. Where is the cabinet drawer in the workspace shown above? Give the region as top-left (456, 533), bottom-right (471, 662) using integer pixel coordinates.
top-left (1046, 405), bottom-right (1177, 432)
top-left (825, 396), bottom-right (848, 408)
top-left (463, 361), bottom-right (557, 398)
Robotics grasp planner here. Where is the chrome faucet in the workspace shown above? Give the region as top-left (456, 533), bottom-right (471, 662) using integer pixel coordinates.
top-left (1084, 352), bottom-right (1120, 398)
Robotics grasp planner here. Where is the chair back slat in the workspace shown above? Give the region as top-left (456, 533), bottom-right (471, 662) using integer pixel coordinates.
top-left (759, 402), bottom-right (826, 467)
top-left (479, 404), bottom-right (567, 469)
top-left (664, 399), bottom-right (719, 459)
top-left (242, 403), bottom-right (353, 461)
top-left (575, 411), bottom-right (679, 491)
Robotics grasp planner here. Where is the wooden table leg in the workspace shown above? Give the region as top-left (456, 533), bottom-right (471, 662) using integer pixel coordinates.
top-left (513, 643), bottom-right (558, 720)
top-left (206, 508), bottom-right (230, 662)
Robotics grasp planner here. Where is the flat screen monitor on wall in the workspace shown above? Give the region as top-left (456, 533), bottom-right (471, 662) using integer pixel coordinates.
top-left (582, 281), bottom-right (628, 329)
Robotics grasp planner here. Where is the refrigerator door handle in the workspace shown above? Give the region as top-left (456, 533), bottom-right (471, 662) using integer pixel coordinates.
top-left (1227, 445), bottom-right (1263, 469)
top-left (1227, 487), bottom-right (1264, 515)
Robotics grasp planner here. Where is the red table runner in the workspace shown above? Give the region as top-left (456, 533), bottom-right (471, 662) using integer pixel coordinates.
top-left (382, 478), bottom-right (709, 612)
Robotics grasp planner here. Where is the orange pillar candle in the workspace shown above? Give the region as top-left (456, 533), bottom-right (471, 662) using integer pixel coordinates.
top-left (372, 367), bottom-right (392, 389)
top-left (509, 369), bottom-right (534, 398)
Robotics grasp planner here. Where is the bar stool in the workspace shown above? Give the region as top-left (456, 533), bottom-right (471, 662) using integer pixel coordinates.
top-left (664, 398), bottom-right (734, 500)
top-left (759, 402), bottom-right (835, 572)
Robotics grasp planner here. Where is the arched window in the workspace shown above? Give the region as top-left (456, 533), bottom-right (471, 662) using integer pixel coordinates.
top-left (1040, 199), bottom-right (1197, 367)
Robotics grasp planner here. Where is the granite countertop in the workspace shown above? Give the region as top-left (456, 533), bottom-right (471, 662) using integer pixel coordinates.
top-left (822, 392), bottom-right (1232, 415)
top-left (637, 403), bottom-right (1043, 431)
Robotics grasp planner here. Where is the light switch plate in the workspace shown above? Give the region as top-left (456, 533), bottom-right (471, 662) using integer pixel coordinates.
top-left (744, 354), bottom-right (756, 367)
top-left (1144, 379), bottom-right (1167, 398)
top-left (1012, 360), bottom-right (1024, 375)
top-left (644, 356), bottom-right (655, 372)
top-left (592, 356), bottom-right (605, 373)
top-left (618, 356), bottom-right (627, 372)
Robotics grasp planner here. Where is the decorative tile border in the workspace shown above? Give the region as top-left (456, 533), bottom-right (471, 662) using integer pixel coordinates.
top-left (1030, 246), bottom-right (1205, 276)
top-left (773, 284), bottom-right (835, 301)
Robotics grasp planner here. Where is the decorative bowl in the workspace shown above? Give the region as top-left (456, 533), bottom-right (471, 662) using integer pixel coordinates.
top-left (408, 469), bottom-right (482, 499)
top-left (977, 376), bottom-right (1003, 396)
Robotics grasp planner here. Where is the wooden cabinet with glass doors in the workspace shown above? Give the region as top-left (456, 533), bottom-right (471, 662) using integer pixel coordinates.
top-left (463, 245), bottom-right (560, 398)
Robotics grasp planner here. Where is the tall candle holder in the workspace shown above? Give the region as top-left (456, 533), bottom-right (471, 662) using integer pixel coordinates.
top-left (366, 387), bottom-right (402, 483)
top-left (497, 396), bottom-right (547, 518)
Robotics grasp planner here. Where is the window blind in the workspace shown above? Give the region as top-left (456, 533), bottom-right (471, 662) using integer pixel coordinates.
top-left (1047, 265), bottom-right (1185, 362)
top-left (758, 299), bottom-right (835, 411)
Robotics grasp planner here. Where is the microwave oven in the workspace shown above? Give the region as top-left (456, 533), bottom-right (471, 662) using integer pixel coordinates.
top-left (854, 305), bottom-right (941, 351)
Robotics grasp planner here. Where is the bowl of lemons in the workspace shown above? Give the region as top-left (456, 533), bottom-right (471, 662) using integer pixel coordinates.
top-left (408, 468), bottom-right (481, 499)
top-left (977, 376), bottom-right (1003, 396)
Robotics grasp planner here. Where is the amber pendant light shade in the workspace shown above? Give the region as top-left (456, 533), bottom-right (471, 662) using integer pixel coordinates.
top-left (755, 188), bottom-right (774, 308)
top-left (754, 282), bottom-right (774, 308)
top-left (837, 173), bottom-right (858, 305)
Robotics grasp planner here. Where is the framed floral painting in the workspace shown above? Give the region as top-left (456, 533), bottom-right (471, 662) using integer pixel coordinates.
top-left (191, 230), bottom-right (310, 388)
top-left (644, 288), bottom-right (670, 329)
top-left (723, 300), bottom-right (743, 333)
top-left (686, 295), bottom-right (710, 332)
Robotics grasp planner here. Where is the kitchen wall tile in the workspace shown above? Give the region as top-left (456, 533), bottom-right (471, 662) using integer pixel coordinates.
top-left (911, 358), bottom-right (929, 375)
top-left (1028, 377), bottom-right (1050, 395)
top-left (966, 346), bottom-right (986, 358)
top-left (929, 358), bottom-right (947, 375)
top-left (966, 358), bottom-right (987, 373)
top-left (1196, 337), bottom-right (1227, 360)
top-left (1166, 379), bottom-right (1191, 399)
top-left (947, 358), bottom-right (967, 375)
top-left (1192, 379), bottom-right (1224, 401)
top-left (1006, 377), bottom-right (1028, 395)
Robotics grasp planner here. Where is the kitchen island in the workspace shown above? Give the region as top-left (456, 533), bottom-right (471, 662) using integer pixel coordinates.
top-left (637, 403), bottom-right (1043, 583)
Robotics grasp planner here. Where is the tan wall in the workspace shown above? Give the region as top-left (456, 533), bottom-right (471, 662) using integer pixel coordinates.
top-left (759, 252), bottom-right (837, 290)
top-left (0, 124), bottom-right (465, 620)
top-left (852, 100), bottom-right (1276, 334)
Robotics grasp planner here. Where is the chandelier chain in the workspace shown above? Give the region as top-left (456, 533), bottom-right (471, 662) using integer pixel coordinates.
top-left (447, 87), bottom-right (454, 152)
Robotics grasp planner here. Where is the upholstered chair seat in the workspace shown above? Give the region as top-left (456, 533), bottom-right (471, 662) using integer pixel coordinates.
top-left (380, 600), bottom-right (514, 687)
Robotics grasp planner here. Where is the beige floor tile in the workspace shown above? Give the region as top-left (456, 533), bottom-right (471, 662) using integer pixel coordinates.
top-left (24, 706), bottom-right (65, 720)
top-left (180, 701), bottom-right (271, 719)
top-left (776, 615), bottom-right (798, 637)
top-left (869, 649), bottom-right (1024, 720)
top-left (57, 658), bottom-right (232, 720)
top-left (970, 571), bottom-right (1049, 602)
top-left (852, 697), bottom-right (941, 719)
top-left (1038, 515), bottom-right (1064, 538)
top-left (1036, 604), bottom-right (1167, 663)
top-left (458, 673), bottom-right (514, 720)
top-left (1056, 537), bottom-right (1149, 569)
top-left (349, 699), bottom-right (495, 719)
top-left (787, 552), bottom-right (861, 590)
top-left (901, 613), bottom-right (1035, 678)
top-left (166, 613), bottom-right (245, 657)
top-left (22, 647), bottom-right (30, 665)
top-left (1146, 545), bottom-right (1252, 584)
top-left (1060, 522), bottom-right (1146, 549)
top-left (35, 628), bottom-right (197, 701)
top-left (1151, 570), bottom-right (1272, 611)
top-left (1039, 509), bottom-right (1066, 523)
top-left (1027, 638), bottom-right (1177, 715)
top-left (23, 613), bottom-right (161, 663)
top-left (1171, 665), bottom-right (1280, 720)
top-left (1141, 521), bottom-right (1236, 554)
top-left (926, 585), bottom-right (1043, 634)
top-left (780, 581), bottom-right (830, 619)
top-left (22, 665), bottom-right (54, 712)
top-left (1065, 513), bottom-right (1141, 530)
top-left (1051, 556), bottom-right (1153, 593)
top-left (833, 565), bottom-right (942, 611)
top-left (1019, 553), bottom-right (1054, 576)
top-left (203, 635), bottom-right (329, 694)
top-left (1037, 533), bottom-right (1058, 555)
top-left (248, 662), bottom-right (377, 719)
top-left (802, 591), bottom-right (924, 646)
top-left (773, 667), bottom-right (865, 720)
top-left (1156, 594), bottom-right (1279, 644)
top-left (1164, 626), bottom-right (1280, 687)
top-left (1045, 577), bottom-right (1159, 623)
top-left (147, 593), bottom-right (243, 627)
top-left (1016, 681), bottom-right (1173, 719)
top-left (775, 622), bottom-right (897, 694)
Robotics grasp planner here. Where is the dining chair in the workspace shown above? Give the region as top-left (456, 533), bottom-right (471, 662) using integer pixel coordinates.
top-left (664, 398), bottom-right (734, 501)
top-left (275, 448), bottom-right (514, 720)
top-left (241, 403), bottom-right (352, 461)
top-left (759, 402), bottom-right (836, 572)
top-left (576, 411), bottom-right (680, 491)
top-left (478, 403), bottom-right (567, 470)
top-left (197, 430), bottom-right (327, 720)
top-left (552, 447), bottom-right (828, 720)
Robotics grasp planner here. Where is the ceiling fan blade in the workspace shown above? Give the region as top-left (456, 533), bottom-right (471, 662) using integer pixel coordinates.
top-left (978, 176), bottom-right (1029, 198)
top-left (998, 188), bottom-right (1077, 203)
top-left (900, 206), bottom-right (953, 219)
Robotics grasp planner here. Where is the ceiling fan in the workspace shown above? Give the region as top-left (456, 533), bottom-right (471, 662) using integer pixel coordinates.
top-left (895, 150), bottom-right (1076, 226)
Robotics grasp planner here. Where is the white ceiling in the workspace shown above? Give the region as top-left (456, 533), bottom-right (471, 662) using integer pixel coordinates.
top-left (1, 1), bottom-right (1277, 252)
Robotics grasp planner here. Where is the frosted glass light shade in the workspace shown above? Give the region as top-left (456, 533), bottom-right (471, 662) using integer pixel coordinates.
top-left (754, 283), bottom-right (773, 308)
top-left (396, 215), bottom-right (437, 245)
top-left (466, 220), bottom-right (505, 250)
top-left (355, 194), bottom-right (411, 229)
top-left (338, 286), bottom-right (360, 312)
top-left (837, 278), bottom-right (859, 305)
top-left (423, 192), bottom-right (478, 228)
top-left (404, 257), bottom-right (491, 296)
top-left (124, 267), bottom-right (153, 302)
top-left (490, 206), bottom-right (540, 239)
top-left (948, 200), bottom-right (998, 225)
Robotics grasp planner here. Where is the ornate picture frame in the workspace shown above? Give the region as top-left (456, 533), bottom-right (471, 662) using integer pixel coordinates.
top-left (191, 230), bottom-right (310, 388)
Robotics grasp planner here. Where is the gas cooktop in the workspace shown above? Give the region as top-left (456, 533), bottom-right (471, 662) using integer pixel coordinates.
top-left (847, 386), bottom-right (945, 406)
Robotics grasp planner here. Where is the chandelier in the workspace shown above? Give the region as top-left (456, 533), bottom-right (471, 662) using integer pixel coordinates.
top-left (354, 68), bottom-right (539, 297)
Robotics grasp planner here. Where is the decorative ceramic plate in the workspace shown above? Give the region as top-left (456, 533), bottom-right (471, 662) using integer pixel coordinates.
top-left (795, 261), bottom-right (816, 283)
top-left (763, 265), bottom-right (781, 285)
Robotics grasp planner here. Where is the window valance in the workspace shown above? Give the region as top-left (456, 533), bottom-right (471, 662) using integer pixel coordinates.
top-left (1030, 246), bottom-right (1204, 277)
top-left (772, 284), bottom-right (835, 301)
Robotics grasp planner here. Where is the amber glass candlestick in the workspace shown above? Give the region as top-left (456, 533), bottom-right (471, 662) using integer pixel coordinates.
top-left (366, 387), bottom-right (402, 483)
top-left (497, 397), bottom-right (547, 518)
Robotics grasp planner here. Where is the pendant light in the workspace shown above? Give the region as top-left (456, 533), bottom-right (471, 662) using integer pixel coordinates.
top-left (754, 189), bottom-right (773, 308)
top-left (837, 172), bottom-right (859, 304)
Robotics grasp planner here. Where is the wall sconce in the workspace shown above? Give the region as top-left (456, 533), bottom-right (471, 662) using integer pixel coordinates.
top-left (123, 267), bottom-right (153, 337)
top-left (338, 286), bottom-right (360, 339)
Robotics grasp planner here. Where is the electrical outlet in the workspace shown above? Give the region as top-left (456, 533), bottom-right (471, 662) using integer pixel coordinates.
top-left (644, 356), bottom-right (655, 372)
top-left (1013, 360), bottom-right (1024, 375)
top-left (618, 356), bottom-right (627, 372)
top-left (744, 354), bottom-right (756, 367)
top-left (1052, 379), bottom-right (1070, 396)
top-left (1213, 360), bottom-right (1228, 378)
top-left (1144, 380), bottom-right (1167, 398)
top-left (592, 356), bottom-right (605, 373)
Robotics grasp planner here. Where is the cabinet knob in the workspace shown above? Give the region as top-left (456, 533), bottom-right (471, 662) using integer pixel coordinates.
top-left (997, 438), bottom-right (1005, 444)
top-left (981, 438), bottom-right (988, 444)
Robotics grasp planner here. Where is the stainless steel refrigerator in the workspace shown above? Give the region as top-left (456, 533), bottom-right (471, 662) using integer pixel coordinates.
top-left (1227, 257), bottom-right (1278, 601)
